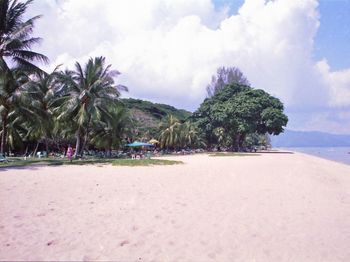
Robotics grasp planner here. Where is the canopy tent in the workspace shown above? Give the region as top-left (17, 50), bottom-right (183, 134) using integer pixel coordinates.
top-left (126, 141), bottom-right (154, 147)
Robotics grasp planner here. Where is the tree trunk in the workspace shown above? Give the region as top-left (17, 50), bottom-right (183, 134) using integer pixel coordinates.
top-left (33, 141), bottom-right (40, 157)
top-left (74, 127), bottom-right (82, 159)
top-left (80, 132), bottom-right (89, 157)
top-left (1, 113), bottom-right (7, 156)
top-left (80, 117), bottom-right (91, 157)
top-left (45, 137), bottom-right (50, 156)
top-left (24, 145), bottom-right (29, 157)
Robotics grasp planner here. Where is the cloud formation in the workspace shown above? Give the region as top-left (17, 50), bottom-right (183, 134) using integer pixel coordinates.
top-left (28, 0), bottom-right (350, 133)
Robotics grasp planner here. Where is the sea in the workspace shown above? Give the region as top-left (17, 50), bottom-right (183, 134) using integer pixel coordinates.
top-left (280, 147), bottom-right (350, 166)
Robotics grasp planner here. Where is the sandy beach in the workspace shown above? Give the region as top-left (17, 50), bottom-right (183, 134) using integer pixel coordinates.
top-left (1, 152), bottom-right (350, 261)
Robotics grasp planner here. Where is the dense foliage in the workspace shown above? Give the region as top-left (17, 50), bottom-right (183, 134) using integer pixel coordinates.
top-left (192, 84), bottom-right (288, 151)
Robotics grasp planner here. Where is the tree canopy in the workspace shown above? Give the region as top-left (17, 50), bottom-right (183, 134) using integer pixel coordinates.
top-left (192, 84), bottom-right (288, 151)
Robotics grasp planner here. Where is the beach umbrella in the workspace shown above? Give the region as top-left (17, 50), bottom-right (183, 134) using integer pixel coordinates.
top-left (148, 139), bottom-right (159, 144)
top-left (126, 141), bottom-right (154, 147)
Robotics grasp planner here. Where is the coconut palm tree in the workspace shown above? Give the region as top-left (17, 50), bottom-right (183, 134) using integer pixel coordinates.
top-left (180, 121), bottom-right (200, 148)
top-left (90, 105), bottom-right (131, 155)
top-left (0, 60), bottom-right (31, 154)
top-left (0, 0), bottom-right (48, 71)
top-left (23, 67), bottom-right (60, 154)
top-left (55, 56), bottom-right (127, 157)
top-left (0, 0), bottom-right (48, 154)
top-left (159, 115), bottom-right (181, 150)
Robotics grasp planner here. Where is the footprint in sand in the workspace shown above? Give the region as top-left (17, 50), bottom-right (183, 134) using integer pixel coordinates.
top-left (119, 240), bottom-right (130, 247)
top-left (46, 239), bottom-right (58, 246)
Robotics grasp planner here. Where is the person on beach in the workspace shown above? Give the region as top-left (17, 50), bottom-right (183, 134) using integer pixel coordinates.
top-left (66, 145), bottom-right (73, 162)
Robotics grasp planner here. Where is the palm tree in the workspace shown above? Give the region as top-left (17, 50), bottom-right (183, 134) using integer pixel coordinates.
top-left (24, 67), bottom-right (60, 154)
top-left (181, 121), bottom-right (200, 148)
top-left (0, 0), bottom-right (48, 154)
top-left (55, 57), bottom-right (127, 157)
top-left (0, 60), bottom-right (30, 154)
top-left (90, 105), bottom-right (131, 156)
top-left (0, 0), bottom-right (48, 71)
top-left (159, 115), bottom-right (181, 150)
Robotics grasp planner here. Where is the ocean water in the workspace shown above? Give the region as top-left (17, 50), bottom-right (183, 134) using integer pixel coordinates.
top-left (281, 147), bottom-right (350, 166)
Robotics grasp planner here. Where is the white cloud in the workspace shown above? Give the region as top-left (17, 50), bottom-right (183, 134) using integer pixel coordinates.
top-left (317, 60), bottom-right (350, 107)
top-left (28, 0), bottom-right (350, 133)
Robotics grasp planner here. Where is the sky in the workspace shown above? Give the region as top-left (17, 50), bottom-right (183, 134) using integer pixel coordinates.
top-left (27, 0), bottom-right (350, 134)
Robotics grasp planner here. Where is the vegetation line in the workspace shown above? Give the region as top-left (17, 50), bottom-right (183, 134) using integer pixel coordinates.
top-left (0, 158), bottom-right (183, 168)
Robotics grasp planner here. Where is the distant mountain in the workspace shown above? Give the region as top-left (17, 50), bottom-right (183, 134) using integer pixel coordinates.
top-left (121, 98), bottom-right (192, 139)
top-left (271, 130), bottom-right (350, 147)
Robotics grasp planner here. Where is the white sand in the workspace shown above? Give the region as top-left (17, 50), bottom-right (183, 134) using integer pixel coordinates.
top-left (1, 152), bottom-right (350, 261)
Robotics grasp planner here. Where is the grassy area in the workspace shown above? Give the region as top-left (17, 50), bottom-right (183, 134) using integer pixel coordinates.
top-left (112, 159), bottom-right (182, 166)
top-left (208, 152), bottom-right (261, 157)
top-left (0, 157), bottom-right (183, 168)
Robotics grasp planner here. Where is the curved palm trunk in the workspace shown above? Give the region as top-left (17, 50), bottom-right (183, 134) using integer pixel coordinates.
top-left (1, 113), bottom-right (8, 155)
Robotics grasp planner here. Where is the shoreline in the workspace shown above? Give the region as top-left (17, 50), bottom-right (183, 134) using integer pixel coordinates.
top-left (276, 146), bottom-right (350, 166)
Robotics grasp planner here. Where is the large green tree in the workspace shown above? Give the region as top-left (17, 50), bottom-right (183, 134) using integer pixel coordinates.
top-left (55, 56), bottom-right (127, 157)
top-left (192, 84), bottom-right (288, 151)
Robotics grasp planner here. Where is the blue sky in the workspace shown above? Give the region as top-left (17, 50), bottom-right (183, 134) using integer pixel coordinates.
top-left (314, 0), bottom-right (350, 70)
top-left (29, 0), bottom-right (350, 134)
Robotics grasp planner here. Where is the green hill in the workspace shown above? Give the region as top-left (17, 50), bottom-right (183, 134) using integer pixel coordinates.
top-left (121, 98), bottom-right (192, 140)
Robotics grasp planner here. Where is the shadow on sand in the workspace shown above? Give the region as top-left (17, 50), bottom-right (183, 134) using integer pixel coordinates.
top-left (0, 162), bottom-right (63, 172)
top-left (258, 150), bottom-right (294, 154)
